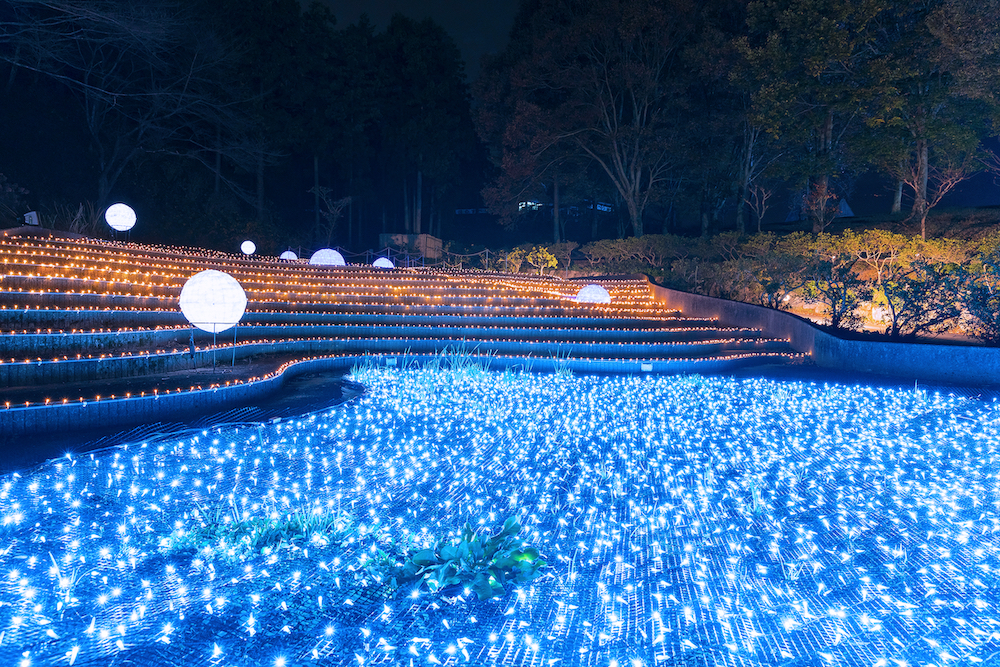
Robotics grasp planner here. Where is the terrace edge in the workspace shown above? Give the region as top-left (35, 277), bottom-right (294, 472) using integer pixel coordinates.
top-left (648, 280), bottom-right (1000, 386)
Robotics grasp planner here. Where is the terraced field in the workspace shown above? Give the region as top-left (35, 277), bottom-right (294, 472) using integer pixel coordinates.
top-left (0, 229), bottom-right (802, 437)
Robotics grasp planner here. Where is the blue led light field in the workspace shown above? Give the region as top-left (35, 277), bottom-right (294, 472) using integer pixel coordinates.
top-left (2, 368), bottom-right (1000, 666)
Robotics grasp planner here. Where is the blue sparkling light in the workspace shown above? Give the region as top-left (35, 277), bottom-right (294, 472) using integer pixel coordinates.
top-left (0, 368), bottom-right (998, 666)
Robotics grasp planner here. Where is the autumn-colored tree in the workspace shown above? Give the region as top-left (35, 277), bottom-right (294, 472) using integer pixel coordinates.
top-left (841, 229), bottom-right (964, 337)
top-left (844, 229), bottom-right (914, 284)
top-left (548, 242), bottom-right (579, 272)
top-left (526, 246), bottom-right (558, 275)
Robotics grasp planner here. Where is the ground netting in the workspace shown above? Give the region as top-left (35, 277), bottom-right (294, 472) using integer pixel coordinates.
top-left (2, 367), bottom-right (1000, 666)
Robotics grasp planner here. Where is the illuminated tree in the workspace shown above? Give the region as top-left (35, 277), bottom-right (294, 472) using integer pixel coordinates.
top-left (525, 245), bottom-right (557, 275)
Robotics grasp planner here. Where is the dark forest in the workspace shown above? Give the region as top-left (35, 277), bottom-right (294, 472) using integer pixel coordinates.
top-left (1, 0), bottom-right (999, 252)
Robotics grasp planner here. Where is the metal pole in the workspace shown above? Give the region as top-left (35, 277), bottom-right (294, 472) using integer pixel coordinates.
top-left (232, 323), bottom-right (237, 367)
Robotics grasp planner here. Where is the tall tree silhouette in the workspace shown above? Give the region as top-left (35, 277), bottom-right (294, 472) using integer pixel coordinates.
top-left (477, 0), bottom-right (697, 238)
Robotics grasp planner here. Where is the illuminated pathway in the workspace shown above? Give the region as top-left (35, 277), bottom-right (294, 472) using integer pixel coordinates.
top-left (1, 367), bottom-right (998, 666)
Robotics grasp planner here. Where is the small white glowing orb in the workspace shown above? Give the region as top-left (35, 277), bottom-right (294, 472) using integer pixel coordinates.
top-left (310, 248), bottom-right (345, 266)
top-left (178, 270), bottom-right (247, 333)
top-left (105, 203), bottom-right (136, 232)
top-left (279, 250), bottom-right (298, 261)
top-left (373, 257), bottom-right (394, 269)
top-left (575, 284), bottom-right (611, 304)
top-left (240, 240), bottom-right (256, 255)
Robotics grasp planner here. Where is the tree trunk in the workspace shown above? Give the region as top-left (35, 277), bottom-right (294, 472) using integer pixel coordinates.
top-left (98, 171), bottom-right (111, 212)
top-left (552, 173), bottom-right (560, 243)
top-left (256, 152), bottom-right (265, 221)
top-left (810, 112), bottom-right (835, 234)
top-left (431, 190), bottom-right (441, 238)
top-left (4, 45), bottom-right (19, 95)
top-left (891, 177), bottom-right (902, 214)
top-left (811, 174), bottom-right (829, 234)
top-left (628, 200), bottom-right (643, 237)
top-left (313, 155), bottom-right (320, 230)
top-left (215, 124), bottom-right (223, 196)
top-left (415, 169), bottom-right (423, 235)
top-left (735, 186), bottom-right (747, 235)
top-left (915, 138), bottom-right (929, 240)
top-left (403, 178), bottom-right (410, 233)
top-left (590, 195), bottom-right (599, 240)
top-left (736, 126), bottom-right (756, 235)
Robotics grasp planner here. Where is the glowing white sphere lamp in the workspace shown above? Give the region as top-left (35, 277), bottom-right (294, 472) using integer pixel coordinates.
top-left (575, 284), bottom-right (611, 304)
top-left (373, 256), bottom-right (394, 269)
top-left (279, 250), bottom-right (298, 261)
top-left (105, 203), bottom-right (136, 232)
top-left (240, 240), bottom-right (256, 255)
top-left (310, 248), bottom-right (346, 266)
top-left (179, 270), bottom-right (247, 333)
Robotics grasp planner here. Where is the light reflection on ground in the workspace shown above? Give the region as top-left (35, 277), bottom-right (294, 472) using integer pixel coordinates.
top-left (2, 367), bottom-right (1000, 666)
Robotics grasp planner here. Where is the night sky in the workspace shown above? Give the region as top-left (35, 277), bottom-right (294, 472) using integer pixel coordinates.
top-left (319, 0), bottom-right (520, 80)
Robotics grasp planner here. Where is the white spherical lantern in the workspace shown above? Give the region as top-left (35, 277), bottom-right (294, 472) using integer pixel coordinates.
top-left (373, 256), bottom-right (394, 269)
top-left (575, 284), bottom-right (611, 304)
top-left (240, 240), bottom-right (256, 255)
top-left (105, 203), bottom-right (136, 232)
top-left (279, 250), bottom-right (298, 261)
top-left (179, 269), bottom-right (247, 333)
top-left (310, 248), bottom-right (346, 266)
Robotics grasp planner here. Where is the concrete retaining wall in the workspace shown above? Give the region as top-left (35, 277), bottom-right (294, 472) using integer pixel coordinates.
top-left (0, 348), bottom-right (800, 437)
top-left (0, 339), bottom-right (355, 388)
top-left (8, 331), bottom-right (752, 391)
top-left (0, 308), bottom-right (691, 331)
top-left (0, 308), bottom-right (188, 330)
top-left (649, 283), bottom-right (1000, 385)
top-left (0, 355), bottom-right (356, 437)
top-left (0, 319), bottom-right (740, 358)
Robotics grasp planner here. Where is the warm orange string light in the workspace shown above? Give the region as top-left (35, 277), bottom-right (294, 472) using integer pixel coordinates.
top-left (0, 233), bottom-right (796, 411)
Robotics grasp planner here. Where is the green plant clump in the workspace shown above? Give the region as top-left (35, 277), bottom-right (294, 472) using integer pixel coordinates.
top-left (161, 507), bottom-right (353, 561)
top-left (375, 517), bottom-right (547, 600)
